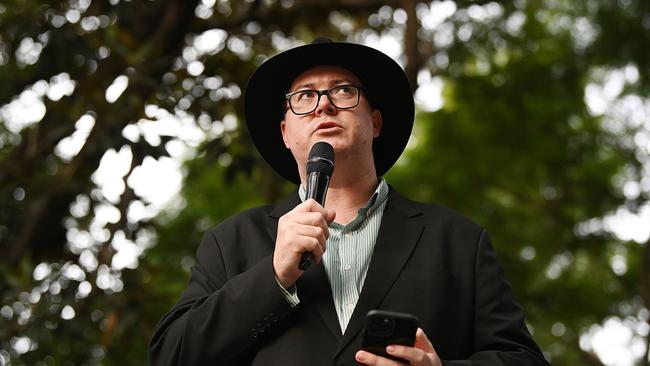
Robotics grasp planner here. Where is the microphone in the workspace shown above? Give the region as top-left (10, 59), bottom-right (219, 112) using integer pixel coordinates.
top-left (299, 141), bottom-right (335, 270)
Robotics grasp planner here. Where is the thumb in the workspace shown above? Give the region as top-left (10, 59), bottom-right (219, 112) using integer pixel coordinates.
top-left (326, 209), bottom-right (336, 224)
top-left (414, 328), bottom-right (435, 353)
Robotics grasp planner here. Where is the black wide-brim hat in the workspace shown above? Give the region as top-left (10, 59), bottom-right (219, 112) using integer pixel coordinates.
top-left (244, 38), bottom-right (414, 184)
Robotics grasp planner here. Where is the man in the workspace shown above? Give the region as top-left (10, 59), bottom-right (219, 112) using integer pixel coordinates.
top-left (149, 38), bottom-right (548, 366)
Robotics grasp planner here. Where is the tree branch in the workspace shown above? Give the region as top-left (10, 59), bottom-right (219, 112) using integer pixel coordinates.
top-left (402, 0), bottom-right (420, 92)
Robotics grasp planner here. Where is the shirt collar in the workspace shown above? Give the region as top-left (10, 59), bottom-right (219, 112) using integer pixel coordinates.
top-left (298, 178), bottom-right (389, 226)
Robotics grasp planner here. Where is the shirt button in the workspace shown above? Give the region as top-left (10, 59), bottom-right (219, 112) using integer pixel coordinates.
top-left (343, 264), bottom-right (352, 271)
top-left (347, 303), bottom-right (355, 311)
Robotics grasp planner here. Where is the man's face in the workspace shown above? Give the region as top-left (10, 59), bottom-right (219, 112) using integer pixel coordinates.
top-left (280, 65), bottom-right (382, 172)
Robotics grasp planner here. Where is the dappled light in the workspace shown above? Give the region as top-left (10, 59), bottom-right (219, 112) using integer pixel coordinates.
top-left (1, 1), bottom-right (649, 365)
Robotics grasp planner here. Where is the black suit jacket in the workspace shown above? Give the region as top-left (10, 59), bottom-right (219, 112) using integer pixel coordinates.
top-left (150, 188), bottom-right (548, 365)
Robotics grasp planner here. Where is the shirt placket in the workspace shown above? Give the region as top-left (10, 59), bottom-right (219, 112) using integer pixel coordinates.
top-left (338, 227), bottom-right (359, 331)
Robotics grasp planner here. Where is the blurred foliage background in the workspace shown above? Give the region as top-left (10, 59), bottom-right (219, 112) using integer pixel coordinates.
top-left (1, 0), bottom-right (649, 365)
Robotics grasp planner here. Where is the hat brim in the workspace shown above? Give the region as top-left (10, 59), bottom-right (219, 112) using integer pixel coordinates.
top-left (244, 41), bottom-right (414, 184)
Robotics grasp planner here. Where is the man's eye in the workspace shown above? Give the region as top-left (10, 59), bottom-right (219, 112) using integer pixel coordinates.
top-left (333, 86), bottom-right (354, 95)
top-left (296, 91), bottom-right (317, 100)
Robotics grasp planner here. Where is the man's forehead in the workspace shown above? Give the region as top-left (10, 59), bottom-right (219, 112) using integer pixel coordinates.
top-left (290, 65), bottom-right (362, 89)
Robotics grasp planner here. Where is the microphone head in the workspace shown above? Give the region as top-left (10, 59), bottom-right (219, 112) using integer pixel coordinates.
top-left (307, 142), bottom-right (335, 176)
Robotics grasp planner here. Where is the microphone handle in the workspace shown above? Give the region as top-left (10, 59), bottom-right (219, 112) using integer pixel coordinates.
top-left (299, 172), bottom-right (330, 270)
top-left (298, 251), bottom-right (314, 270)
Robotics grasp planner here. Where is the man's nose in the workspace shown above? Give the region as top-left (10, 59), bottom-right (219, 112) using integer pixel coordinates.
top-left (315, 94), bottom-right (337, 115)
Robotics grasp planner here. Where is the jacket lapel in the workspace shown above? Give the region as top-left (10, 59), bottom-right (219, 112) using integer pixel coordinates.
top-left (335, 188), bottom-right (424, 357)
top-left (267, 194), bottom-right (342, 339)
top-left (297, 262), bottom-right (343, 338)
top-left (266, 193), bottom-right (300, 242)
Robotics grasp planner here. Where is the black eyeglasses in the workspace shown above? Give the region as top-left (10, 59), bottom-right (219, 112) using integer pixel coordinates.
top-left (285, 84), bottom-right (362, 115)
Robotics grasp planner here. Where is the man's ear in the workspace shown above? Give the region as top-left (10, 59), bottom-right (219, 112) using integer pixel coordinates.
top-left (280, 120), bottom-right (290, 148)
top-left (372, 110), bottom-right (382, 138)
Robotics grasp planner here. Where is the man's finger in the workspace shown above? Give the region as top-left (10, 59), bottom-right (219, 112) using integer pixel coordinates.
top-left (385, 345), bottom-right (426, 364)
top-left (355, 350), bottom-right (405, 366)
top-left (414, 328), bottom-right (435, 353)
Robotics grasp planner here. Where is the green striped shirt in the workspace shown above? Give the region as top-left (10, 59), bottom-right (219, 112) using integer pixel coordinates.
top-left (293, 178), bottom-right (389, 332)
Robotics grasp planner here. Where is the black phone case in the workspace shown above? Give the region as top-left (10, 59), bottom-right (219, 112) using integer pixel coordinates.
top-left (360, 310), bottom-right (419, 363)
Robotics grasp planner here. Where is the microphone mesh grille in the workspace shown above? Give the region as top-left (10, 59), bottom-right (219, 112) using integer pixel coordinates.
top-left (306, 142), bottom-right (334, 175)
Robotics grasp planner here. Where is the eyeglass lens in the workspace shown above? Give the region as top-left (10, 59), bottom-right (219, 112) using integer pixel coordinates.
top-left (288, 85), bottom-right (359, 114)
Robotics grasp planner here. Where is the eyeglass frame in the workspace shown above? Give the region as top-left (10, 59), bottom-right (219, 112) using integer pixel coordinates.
top-left (284, 84), bottom-right (364, 115)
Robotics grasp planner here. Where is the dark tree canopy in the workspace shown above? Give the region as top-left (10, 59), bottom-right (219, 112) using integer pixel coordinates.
top-left (0, 1), bottom-right (649, 365)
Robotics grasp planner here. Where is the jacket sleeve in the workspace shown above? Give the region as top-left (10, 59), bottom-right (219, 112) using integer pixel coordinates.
top-left (444, 230), bottom-right (549, 366)
top-left (149, 229), bottom-right (295, 365)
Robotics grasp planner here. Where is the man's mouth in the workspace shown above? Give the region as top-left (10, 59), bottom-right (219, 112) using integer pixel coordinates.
top-left (315, 122), bottom-right (342, 132)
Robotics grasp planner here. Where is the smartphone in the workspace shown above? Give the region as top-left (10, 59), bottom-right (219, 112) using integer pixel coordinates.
top-left (360, 310), bottom-right (419, 363)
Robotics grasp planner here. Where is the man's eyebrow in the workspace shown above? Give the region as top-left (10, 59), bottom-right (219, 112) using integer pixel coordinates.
top-left (292, 79), bottom-right (355, 91)
top-left (293, 82), bottom-right (317, 90)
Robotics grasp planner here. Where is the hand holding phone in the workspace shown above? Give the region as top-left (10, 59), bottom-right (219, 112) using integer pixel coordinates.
top-left (360, 310), bottom-right (419, 363)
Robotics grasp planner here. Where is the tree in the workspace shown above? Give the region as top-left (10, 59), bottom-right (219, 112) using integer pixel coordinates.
top-left (0, 0), bottom-right (648, 365)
